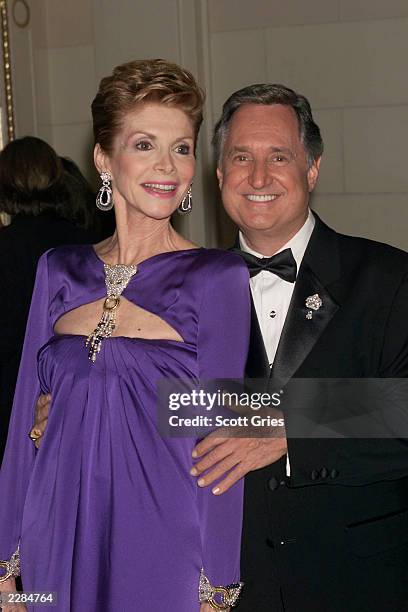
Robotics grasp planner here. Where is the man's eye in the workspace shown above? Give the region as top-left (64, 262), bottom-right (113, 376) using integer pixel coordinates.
top-left (175, 144), bottom-right (191, 155)
top-left (233, 154), bottom-right (250, 162)
top-left (270, 153), bottom-right (292, 165)
top-left (135, 140), bottom-right (152, 151)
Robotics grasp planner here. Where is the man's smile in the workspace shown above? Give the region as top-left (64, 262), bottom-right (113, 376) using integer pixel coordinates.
top-left (244, 193), bottom-right (281, 202)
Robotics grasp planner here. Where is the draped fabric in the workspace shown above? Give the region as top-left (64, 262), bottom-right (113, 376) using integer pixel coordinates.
top-left (0, 245), bottom-right (250, 611)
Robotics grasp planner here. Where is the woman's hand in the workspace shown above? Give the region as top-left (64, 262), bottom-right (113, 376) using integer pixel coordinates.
top-left (0, 577), bottom-right (27, 611)
top-left (30, 393), bottom-right (51, 449)
top-left (200, 605), bottom-right (229, 612)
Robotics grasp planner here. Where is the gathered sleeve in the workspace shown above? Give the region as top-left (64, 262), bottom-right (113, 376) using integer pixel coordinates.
top-left (0, 252), bottom-right (53, 561)
top-left (196, 252), bottom-right (250, 589)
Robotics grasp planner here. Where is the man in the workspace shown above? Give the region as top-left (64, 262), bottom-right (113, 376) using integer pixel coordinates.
top-left (191, 84), bottom-right (408, 611)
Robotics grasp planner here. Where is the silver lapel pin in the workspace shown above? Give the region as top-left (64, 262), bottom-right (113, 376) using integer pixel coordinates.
top-left (305, 294), bottom-right (322, 320)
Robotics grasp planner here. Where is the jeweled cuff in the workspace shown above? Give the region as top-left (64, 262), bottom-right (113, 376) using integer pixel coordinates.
top-left (199, 568), bottom-right (243, 610)
top-left (0, 545), bottom-right (20, 582)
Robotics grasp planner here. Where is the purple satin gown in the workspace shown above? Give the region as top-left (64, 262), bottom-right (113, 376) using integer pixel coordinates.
top-left (0, 245), bottom-right (250, 611)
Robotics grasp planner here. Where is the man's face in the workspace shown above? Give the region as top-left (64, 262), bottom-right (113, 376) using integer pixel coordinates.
top-left (217, 104), bottom-right (320, 245)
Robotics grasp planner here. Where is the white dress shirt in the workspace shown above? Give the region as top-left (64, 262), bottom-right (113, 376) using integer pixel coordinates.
top-left (240, 210), bottom-right (315, 476)
top-left (240, 209), bottom-right (315, 366)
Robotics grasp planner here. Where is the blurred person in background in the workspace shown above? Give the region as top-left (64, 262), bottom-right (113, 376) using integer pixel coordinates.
top-left (61, 155), bottom-right (114, 237)
top-left (0, 137), bottom-right (101, 460)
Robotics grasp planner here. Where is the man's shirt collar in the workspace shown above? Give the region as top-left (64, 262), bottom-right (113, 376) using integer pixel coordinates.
top-left (239, 208), bottom-right (315, 271)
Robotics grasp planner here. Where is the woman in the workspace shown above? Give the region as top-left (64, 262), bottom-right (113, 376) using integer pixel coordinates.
top-left (0, 60), bottom-right (250, 611)
top-left (0, 137), bottom-right (101, 462)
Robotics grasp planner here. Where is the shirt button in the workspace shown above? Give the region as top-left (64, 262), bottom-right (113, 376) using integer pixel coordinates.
top-left (269, 310), bottom-right (277, 318)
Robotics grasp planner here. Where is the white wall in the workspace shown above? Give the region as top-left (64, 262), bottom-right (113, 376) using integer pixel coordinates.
top-left (8, 0), bottom-right (95, 178)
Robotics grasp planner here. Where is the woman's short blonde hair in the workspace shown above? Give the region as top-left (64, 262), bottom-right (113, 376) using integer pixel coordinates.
top-left (91, 59), bottom-right (205, 153)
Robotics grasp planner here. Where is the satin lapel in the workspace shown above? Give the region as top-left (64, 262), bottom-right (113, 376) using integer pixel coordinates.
top-left (270, 216), bottom-right (341, 385)
top-left (270, 264), bottom-right (338, 384)
top-left (245, 295), bottom-right (270, 378)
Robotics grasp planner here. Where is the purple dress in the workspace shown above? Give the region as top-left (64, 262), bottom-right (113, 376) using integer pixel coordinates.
top-left (0, 245), bottom-right (250, 611)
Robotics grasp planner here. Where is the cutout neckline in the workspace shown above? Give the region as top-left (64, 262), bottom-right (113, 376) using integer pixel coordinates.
top-left (89, 244), bottom-right (204, 269)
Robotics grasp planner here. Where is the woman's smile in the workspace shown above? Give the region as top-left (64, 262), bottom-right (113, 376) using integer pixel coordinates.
top-left (141, 181), bottom-right (178, 198)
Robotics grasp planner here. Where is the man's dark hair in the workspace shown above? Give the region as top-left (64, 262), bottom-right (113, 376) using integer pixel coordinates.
top-left (212, 83), bottom-right (323, 167)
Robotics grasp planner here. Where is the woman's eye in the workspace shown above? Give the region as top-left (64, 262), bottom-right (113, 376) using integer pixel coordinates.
top-left (135, 140), bottom-right (153, 151)
top-left (175, 144), bottom-right (191, 155)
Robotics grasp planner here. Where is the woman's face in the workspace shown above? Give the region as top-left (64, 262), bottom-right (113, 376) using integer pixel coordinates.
top-left (96, 102), bottom-right (196, 220)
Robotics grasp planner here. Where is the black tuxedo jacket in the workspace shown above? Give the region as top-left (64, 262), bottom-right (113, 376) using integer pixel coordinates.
top-left (237, 216), bottom-right (408, 612)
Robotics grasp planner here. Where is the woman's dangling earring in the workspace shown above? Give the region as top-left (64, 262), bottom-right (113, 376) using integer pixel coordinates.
top-left (96, 171), bottom-right (114, 211)
top-left (177, 185), bottom-right (193, 214)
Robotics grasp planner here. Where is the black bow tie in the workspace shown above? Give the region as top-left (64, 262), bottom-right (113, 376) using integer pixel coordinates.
top-left (233, 248), bottom-right (297, 282)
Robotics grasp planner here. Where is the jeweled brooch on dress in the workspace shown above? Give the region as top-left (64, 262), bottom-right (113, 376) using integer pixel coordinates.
top-left (85, 263), bottom-right (137, 362)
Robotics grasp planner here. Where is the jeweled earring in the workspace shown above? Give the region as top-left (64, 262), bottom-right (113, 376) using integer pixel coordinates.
top-left (177, 185), bottom-right (193, 215)
top-left (96, 171), bottom-right (114, 211)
